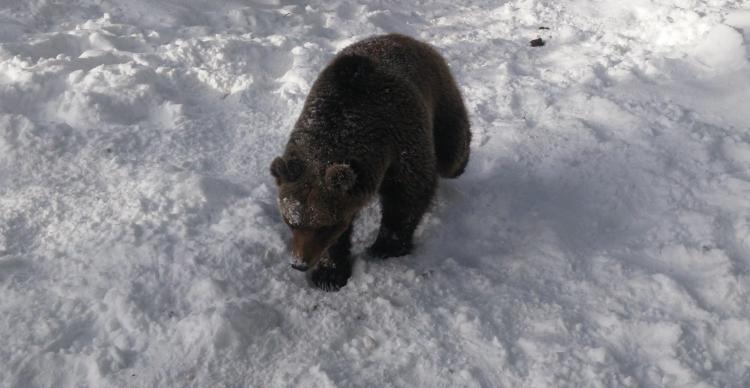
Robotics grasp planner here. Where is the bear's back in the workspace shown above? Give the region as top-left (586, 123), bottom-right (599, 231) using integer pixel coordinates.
top-left (287, 33), bottom-right (465, 181)
top-left (337, 33), bottom-right (448, 107)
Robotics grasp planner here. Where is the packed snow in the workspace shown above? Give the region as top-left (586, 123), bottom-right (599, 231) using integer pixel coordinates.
top-left (2, 0), bottom-right (750, 387)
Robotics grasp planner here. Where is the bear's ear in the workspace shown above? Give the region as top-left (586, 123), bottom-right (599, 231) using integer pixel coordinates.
top-left (325, 163), bottom-right (356, 192)
top-left (270, 157), bottom-right (304, 183)
top-left (270, 157), bottom-right (285, 181)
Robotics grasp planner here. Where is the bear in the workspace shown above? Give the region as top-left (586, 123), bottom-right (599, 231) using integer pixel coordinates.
top-left (270, 33), bottom-right (471, 291)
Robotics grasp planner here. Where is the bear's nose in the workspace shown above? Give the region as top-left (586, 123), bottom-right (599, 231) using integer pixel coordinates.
top-left (291, 258), bottom-right (309, 272)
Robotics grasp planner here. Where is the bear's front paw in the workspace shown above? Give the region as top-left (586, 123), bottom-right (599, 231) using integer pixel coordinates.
top-left (310, 261), bottom-right (351, 292)
top-left (367, 237), bottom-right (413, 259)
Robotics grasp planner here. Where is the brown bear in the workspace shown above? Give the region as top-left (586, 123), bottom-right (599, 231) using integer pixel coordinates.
top-left (270, 33), bottom-right (470, 291)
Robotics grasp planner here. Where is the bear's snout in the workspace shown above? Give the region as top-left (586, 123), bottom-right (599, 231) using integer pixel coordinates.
top-left (291, 258), bottom-right (310, 272)
top-left (290, 228), bottom-right (328, 270)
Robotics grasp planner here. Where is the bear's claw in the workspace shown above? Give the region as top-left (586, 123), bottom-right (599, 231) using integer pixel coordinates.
top-left (310, 262), bottom-right (351, 291)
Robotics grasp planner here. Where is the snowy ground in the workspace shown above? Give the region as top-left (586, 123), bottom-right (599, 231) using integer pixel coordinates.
top-left (2, 0), bottom-right (750, 387)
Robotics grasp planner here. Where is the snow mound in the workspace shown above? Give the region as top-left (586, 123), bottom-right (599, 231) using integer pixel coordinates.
top-left (693, 24), bottom-right (747, 70)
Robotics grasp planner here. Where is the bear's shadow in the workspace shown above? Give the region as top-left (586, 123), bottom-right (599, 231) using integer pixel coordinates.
top-left (354, 147), bottom-right (656, 274)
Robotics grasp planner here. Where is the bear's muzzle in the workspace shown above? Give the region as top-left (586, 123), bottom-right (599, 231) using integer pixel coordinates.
top-left (290, 258), bottom-right (310, 272)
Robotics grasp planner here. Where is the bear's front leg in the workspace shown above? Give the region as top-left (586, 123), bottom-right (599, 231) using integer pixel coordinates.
top-left (310, 223), bottom-right (353, 291)
top-left (367, 226), bottom-right (413, 258)
top-left (368, 170), bottom-right (436, 259)
top-left (310, 254), bottom-right (351, 291)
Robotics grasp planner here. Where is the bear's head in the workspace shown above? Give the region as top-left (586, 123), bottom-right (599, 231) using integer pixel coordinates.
top-left (270, 156), bottom-right (361, 271)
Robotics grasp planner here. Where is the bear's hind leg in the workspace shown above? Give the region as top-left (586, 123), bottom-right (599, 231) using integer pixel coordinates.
top-left (368, 172), bottom-right (437, 259)
top-left (434, 96), bottom-right (471, 179)
top-left (311, 222), bottom-right (353, 291)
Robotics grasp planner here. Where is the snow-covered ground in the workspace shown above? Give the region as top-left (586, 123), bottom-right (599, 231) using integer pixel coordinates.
top-left (2, 0), bottom-right (750, 386)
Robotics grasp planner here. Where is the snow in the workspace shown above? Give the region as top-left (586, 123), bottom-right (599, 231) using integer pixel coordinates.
top-left (693, 24), bottom-right (746, 70)
top-left (2, 0), bottom-right (750, 387)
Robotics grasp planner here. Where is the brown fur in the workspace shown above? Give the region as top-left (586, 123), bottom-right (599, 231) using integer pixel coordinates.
top-left (271, 34), bottom-right (471, 291)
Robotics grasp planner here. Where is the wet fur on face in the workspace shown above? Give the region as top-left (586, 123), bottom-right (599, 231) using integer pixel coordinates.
top-left (271, 157), bottom-right (360, 269)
